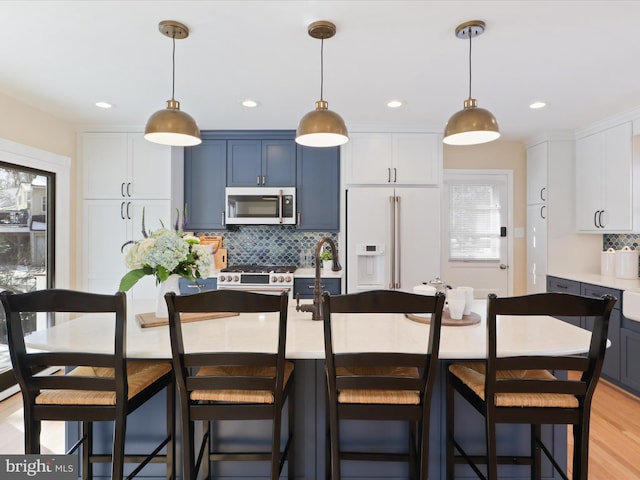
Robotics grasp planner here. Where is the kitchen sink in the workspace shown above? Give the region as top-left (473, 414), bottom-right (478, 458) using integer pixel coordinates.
top-left (622, 289), bottom-right (640, 322)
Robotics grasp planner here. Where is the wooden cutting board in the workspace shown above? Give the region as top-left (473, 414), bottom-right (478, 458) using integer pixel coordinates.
top-left (136, 311), bottom-right (238, 328)
top-left (214, 248), bottom-right (227, 269)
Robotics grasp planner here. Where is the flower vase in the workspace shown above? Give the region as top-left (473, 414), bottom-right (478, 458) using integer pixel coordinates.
top-left (155, 274), bottom-right (181, 318)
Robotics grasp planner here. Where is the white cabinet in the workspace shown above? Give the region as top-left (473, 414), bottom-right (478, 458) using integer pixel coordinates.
top-left (525, 138), bottom-right (601, 293)
top-left (526, 203), bottom-right (547, 293)
top-left (83, 132), bottom-right (172, 199)
top-left (83, 199), bottom-right (171, 298)
top-left (576, 122), bottom-right (636, 232)
top-left (526, 142), bottom-right (548, 206)
top-left (344, 132), bottom-right (441, 185)
top-left (81, 131), bottom-right (174, 299)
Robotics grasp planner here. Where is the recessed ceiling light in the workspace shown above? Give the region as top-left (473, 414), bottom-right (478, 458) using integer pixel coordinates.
top-left (529, 101), bottom-right (547, 109)
top-left (95, 101), bottom-right (112, 109)
top-left (241, 99), bottom-right (260, 108)
top-left (387, 100), bottom-right (404, 108)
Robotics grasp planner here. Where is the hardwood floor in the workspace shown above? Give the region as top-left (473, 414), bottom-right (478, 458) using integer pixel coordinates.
top-left (0, 391), bottom-right (64, 454)
top-left (568, 376), bottom-right (640, 479)
top-left (1, 377), bottom-right (639, 478)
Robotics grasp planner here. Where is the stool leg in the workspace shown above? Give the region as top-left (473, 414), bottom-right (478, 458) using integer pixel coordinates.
top-left (166, 383), bottom-right (175, 480)
top-left (271, 405), bottom-right (283, 479)
top-left (23, 404), bottom-right (40, 454)
top-left (83, 421), bottom-right (93, 480)
top-left (485, 412), bottom-right (498, 480)
top-left (531, 424), bottom-right (541, 480)
top-left (409, 421), bottom-right (417, 480)
top-left (573, 412), bottom-right (591, 480)
top-left (288, 388), bottom-right (295, 480)
top-left (446, 375), bottom-right (455, 480)
top-left (419, 414), bottom-right (431, 480)
top-left (112, 408), bottom-right (126, 480)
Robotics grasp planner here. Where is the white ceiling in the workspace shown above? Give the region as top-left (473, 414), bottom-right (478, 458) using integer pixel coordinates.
top-left (2, 0), bottom-right (640, 142)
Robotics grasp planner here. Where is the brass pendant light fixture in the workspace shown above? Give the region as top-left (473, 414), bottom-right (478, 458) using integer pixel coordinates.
top-left (295, 20), bottom-right (349, 148)
top-left (443, 20), bottom-right (500, 146)
top-left (144, 20), bottom-right (201, 147)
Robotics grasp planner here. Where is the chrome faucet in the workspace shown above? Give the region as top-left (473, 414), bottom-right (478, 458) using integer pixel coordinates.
top-left (296, 236), bottom-right (341, 320)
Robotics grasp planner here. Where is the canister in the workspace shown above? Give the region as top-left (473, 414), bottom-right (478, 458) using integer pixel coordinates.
top-left (615, 246), bottom-right (639, 279)
top-left (413, 284), bottom-right (437, 295)
top-left (601, 248), bottom-right (616, 276)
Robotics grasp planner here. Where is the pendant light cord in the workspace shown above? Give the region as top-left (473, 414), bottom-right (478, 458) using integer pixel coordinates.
top-left (320, 37), bottom-right (325, 101)
top-left (467, 31), bottom-right (472, 100)
top-left (171, 33), bottom-right (176, 101)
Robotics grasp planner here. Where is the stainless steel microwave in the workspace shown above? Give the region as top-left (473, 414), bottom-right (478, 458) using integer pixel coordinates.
top-left (225, 187), bottom-right (296, 225)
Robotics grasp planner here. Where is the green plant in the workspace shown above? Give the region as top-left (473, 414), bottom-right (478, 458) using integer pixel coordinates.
top-left (320, 249), bottom-right (332, 262)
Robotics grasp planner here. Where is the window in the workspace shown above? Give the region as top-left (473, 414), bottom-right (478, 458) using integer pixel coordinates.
top-left (447, 180), bottom-right (503, 261)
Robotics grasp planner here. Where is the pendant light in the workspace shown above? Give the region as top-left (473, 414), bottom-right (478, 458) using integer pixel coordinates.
top-left (144, 20), bottom-right (201, 147)
top-left (295, 20), bottom-right (349, 148)
top-left (443, 20), bottom-right (500, 146)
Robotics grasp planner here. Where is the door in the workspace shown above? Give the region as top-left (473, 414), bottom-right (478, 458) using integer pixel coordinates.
top-left (441, 170), bottom-right (512, 298)
top-left (0, 163), bottom-right (54, 396)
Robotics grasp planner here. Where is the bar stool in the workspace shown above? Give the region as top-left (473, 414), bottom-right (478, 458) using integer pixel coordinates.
top-left (446, 292), bottom-right (616, 480)
top-left (164, 289), bottom-right (294, 480)
top-left (0, 289), bottom-right (175, 480)
top-left (322, 289), bottom-right (446, 479)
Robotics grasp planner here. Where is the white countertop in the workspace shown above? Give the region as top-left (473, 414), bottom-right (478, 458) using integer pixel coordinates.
top-left (549, 272), bottom-right (640, 291)
top-left (294, 267), bottom-right (343, 279)
top-left (205, 268), bottom-right (344, 279)
top-left (24, 299), bottom-right (593, 361)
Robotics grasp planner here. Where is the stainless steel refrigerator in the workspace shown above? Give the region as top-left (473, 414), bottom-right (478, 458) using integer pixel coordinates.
top-left (346, 187), bottom-right (440, 293)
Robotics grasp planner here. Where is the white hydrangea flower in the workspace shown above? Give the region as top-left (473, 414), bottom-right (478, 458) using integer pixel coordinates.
top-left (191, 243), bottom-right (212, 277)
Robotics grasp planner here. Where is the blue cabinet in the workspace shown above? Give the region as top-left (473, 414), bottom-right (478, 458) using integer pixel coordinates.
top-left (294, 277), bottom-right (341, 299)
top-left (227, 139), bottom-right (296, 187)
top-left (296, 145), bottom-right (340, 231)
top-left (184, 140), bottom-right (227, 230)
top-left (547, 275), bottom-right (622, 384)
top-left (179, 277), bottom-right (217, 294)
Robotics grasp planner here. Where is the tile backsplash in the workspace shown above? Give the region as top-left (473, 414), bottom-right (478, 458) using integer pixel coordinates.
top-left (603, 234), bottom-right (640, 250)
top-left (193, 225), bottom-right (338, 267)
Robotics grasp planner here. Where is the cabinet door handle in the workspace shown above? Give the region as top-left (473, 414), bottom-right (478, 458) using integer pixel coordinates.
top-left (388, 168), bottom-right (391, 183)
top-left (394, 168), bottom-right (397, 183)
top-left (120, 201), bottom-right (125, 220)
top-left (540, 187), bottom-right (546, 202)
top-left (221, 211), bottom-right (225, 227)
top-left (297, 212), bottom-right (301, 226)
top-left (127, 182), bottom-right (131, 197)
top-left (395, 195), bottom-right (401, 289)
top-left (257, 176), bottom-right (261, 186)
top-left (126, 202), bottom-right (131, 220)
top-left (594, 210), bottom-right (599, 228)
top-left (389, 195), bottom-right (396, 289)
top-left (262, 175), bottom-right (266, 185)
top-left (121, 183), bottom-right (125, 198)
top-left (598, 210), bottom-right (605, 228)
top-left (556, 284), bottom-right (569, 289)
top-left (540, 205), bottom-right (546, 220)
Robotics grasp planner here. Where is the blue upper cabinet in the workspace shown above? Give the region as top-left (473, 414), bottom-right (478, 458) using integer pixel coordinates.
top-left (184, 140), bottom-right (227, 230)
top-left (227, 139), bottom-right (296, 187)
top-left (296, 145), bottom-right (340, 231)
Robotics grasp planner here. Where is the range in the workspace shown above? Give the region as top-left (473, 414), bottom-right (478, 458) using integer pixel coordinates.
top-left (217, 264), bottom-right (295, 297)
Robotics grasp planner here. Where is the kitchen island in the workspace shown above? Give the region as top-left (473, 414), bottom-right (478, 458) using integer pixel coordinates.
top-left (25, 298), bottom-right (592, 479)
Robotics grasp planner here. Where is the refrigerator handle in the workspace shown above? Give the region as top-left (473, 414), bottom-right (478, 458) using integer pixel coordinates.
top-left (396, 195), bottom-right (401, 289)
top-left (389, 195), bottom-right (396, 289)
